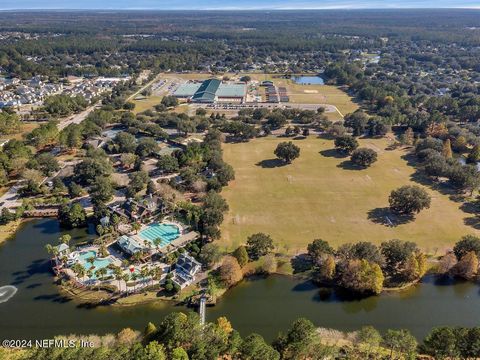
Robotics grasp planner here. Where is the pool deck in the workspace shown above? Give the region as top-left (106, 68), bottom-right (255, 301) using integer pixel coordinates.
top-left (129, 221), bottom-right (199, 254)
top-left (58, 221), bottom-right (199, 292)
top-left (157, 231), bottom-right (200, 254)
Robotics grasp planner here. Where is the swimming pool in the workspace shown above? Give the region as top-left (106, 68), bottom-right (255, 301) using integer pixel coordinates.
top-left (77, 250), bottom-right (114, 279)
top-left (139, 223), bottom-right (181, 247)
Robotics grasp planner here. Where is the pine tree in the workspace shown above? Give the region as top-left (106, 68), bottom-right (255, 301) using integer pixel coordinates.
top-left (442, 139), bottom-right (453, 159)
top-left (404, 127), bottom-right (414, 146)
top-left (233, 245), bottom-right (249, 267)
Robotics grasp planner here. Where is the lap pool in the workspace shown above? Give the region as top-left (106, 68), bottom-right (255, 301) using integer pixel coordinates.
top-left (139, 223), bottom-right (181, 247)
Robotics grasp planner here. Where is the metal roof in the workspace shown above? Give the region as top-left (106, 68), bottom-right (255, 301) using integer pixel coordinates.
top-left (191, 78), bottom-right (221, 102)
top-left (173, 82), bottom-right (202, 97)
top-left (117, 235), bottom-right (144, 254)
top-left (216, 83), bottom-right (246, 98)
top-left (175, 79), bottom-right (246, 102)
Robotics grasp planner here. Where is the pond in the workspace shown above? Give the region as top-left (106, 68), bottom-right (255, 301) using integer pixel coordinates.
top-left (1, 219), bottom-right (480, 341)
top-left (292, 75), bottom-right (324, 85)
top-left (457, 156), bottom-right (480, 171)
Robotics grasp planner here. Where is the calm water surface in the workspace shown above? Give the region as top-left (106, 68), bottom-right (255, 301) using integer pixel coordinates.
top-left (1, 219), bottom-right (479, 341)
top-left (292, 76), bottom-right (324, 85)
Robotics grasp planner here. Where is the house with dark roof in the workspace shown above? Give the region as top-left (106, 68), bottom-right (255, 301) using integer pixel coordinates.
top-left (109, 194), bottom-right (168, 222)
top-left (172, 253), bottom-right (202, 288)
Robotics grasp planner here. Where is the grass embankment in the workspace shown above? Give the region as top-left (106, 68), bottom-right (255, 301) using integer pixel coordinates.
top-left (59, 283), bottom-right (113, 304)
top-left (220, 136), bottom-right (478, 255)
top-left (0, 220), bottom-right (22, 245)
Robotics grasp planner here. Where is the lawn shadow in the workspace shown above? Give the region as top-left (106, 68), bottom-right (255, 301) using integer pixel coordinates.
top-left (464, 216), bottom-right (480, 230)
top-left (319, 149), bottom-right (346, 159)
top-left (316, 133), bottom-right (334, 140)
top-left (367, 207), bottom-right (414, 226)
top-left (336, 160), bottom-right (364, 171)
top-left (255, 158), bottom-right (287, 168)
top-left (404, 154), bottom-right (467, 203)
top-left (460, 201), bottom-right (480, 214)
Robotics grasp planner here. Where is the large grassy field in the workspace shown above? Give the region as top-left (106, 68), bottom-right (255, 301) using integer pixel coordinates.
top-left (220, 136), bottom-right (479, 255)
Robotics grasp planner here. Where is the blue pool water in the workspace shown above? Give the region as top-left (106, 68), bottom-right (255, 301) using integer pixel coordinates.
top-left (139, 223), bottom-right (181, 247)
top-left (293, 76), bottom-right (324, 85)
top-left (78, 250), bottom-right (113, 278)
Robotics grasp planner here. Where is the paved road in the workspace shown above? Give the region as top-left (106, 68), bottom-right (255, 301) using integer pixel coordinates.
top-left (126, 73), bottom-right (163, 102)
top-left (0, 185), bottom-right (22, 209)
top-left (0, 160), bottom-right (80, 210)
top-left (57, 104), bottom-right (99, 130)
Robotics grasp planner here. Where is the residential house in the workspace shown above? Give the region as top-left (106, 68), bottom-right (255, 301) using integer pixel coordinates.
top-left (172, 253), bottom-right (202, 288)
top-left (117, 235), bottom-right (144, 255)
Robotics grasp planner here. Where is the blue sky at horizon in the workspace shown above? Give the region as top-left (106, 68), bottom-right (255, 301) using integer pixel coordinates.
top-left (1, 0), bottom-right (479, 10)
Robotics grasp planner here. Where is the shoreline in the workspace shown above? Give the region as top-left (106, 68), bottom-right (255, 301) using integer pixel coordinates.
top-left (53, 245), bottom-right (432, 307)
top-left (0, 219), bottom-right (25, 246)
top-left (2, 219), bottom-right (444, 307)
top-left (56, 267), bottom-right (423, 308)
top-left (58, 281), bottom-right (182, 308)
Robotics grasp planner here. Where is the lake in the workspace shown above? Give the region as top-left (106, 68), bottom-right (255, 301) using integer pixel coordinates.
top-left (292, 76), bottom-right (324, 85)
top-left (1, 219), bottom-right (479, 341)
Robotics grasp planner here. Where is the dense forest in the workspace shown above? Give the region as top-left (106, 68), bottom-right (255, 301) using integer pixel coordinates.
top-left (1, 10), bottom-right (480, 77)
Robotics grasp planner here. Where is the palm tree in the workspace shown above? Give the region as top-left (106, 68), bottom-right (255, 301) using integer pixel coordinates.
top-left (71, 263), bottom-right (86, 282)
top-left (143, 239), bottom-right (150, 251)
top-left (58, 234), bottom-right (71, 246)
top-left (131, 272), bottom-right (138, 292)
top-left (99, 244), bottom-right (108, 258)
top-left (153, 238), bottom-right (162, 253)
top-left (114, 266), bottom-right (123, 292)
top-left (131, 222), bottom-right (141, 234)
top-left (95, 267), bottom-right (108, 291)
top-left (111, 214), bottom-right (120, 231)
top-left (45, 244), bottom-right (59, 259)
top-left (151, 267), bottom-right (163, 287)
top-left (86, 256), bottom-right (96, 272)
top-left (132, 251), bottom-right (143, 264)
top-left (96, 224), bottom-right (105, 236)
top-left (140, 267), bottom-right (150, 291)
top-left (122, 273), bottom-right (130, 293)
top-left (108, 263), bottom-right (122, 291)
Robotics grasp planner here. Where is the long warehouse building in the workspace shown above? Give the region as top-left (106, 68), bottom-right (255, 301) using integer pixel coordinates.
top-left (174, 78), bottom-right (246, 103)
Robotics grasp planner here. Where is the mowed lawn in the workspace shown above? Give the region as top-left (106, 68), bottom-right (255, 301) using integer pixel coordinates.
top-left (132, 95), bottom-right (163, 114)
top-left (220, 136), bottom-right (479, 255)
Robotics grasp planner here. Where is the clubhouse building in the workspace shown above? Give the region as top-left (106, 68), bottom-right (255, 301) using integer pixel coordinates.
top-left (174, 78), bottom-right (246, 104)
